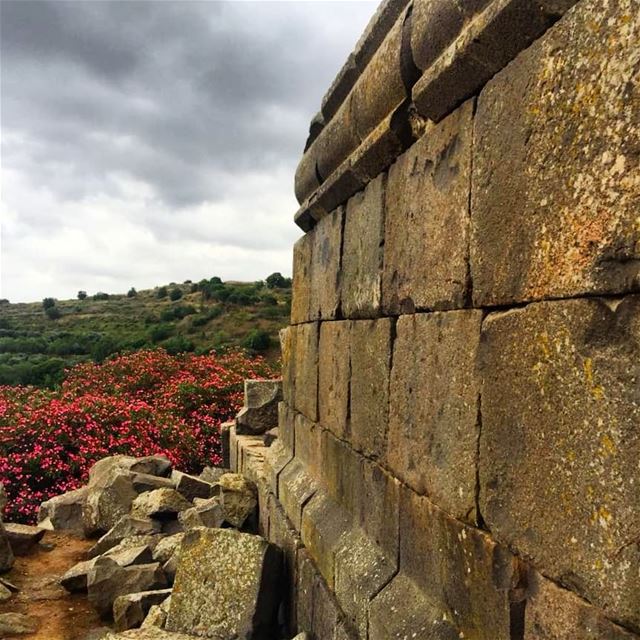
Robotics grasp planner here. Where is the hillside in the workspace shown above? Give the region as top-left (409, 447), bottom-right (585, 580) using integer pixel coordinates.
top-left (0, 275), bottom-right (291, 387)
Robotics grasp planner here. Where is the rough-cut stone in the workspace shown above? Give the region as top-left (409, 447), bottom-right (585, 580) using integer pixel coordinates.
top-left (471, 0), bottom-right (639, 306)
top-left (525, 572), bottom-right (640, 639)
top-left (310, 208), bottom-right (343, 321)
top-left (131, 474), bottom-right (175, 494)
top-left (104, 543), bottom-right (155, 566)
top-left (128, 456), bottom-right (173, 478)
top-left (114, 589), bottom-right (172, 632)
top-left (3, 523), bottom-right (45, 556)
top-left (166, 528), bottom-right (283, 639)
top-left (84, 467), bottom-right (139, 535)
top-left (38, 486), bottom-right (87, 532)
top-left (131, 489), bottom-right (192, 521)
top-left (105, 629), bottom-right (194, 640)
top-left (212, 473), bottom-right (258, 529)
top-left (0, 612), bottom-right (39, 635)
top-left (382, 100), bottom-right (473, 314)
top-left (62, 545), bottom-right (154, 593)
top-left (170, 471), bottom-right (213, 502)
top-left (0, 522), bottom-right (14, 572)
top-left (318, 321), bottom-right (350, 440)
top-left (480, 297), bottom-right (640, 629)
top-left (198, 466), bottom-right (228, 485)
top-left (388, 310), bottom-right (482, 522)
top-left (349, 318), bottom-right (393, 459)
top-left (291, 234), bottom-right (313, 325)
top-left (235, 379), bottom-right (283, 435)
top-left (342, 174), bottom-right (385, 319)
top-left (0, 582), bottom-right (12, 602)
top-left (88, 516), bottom-right (162, 558)
top-left (178, 499), bottom-right (224, 530)
top-left (293, 322), bottom-right (319, 423)
top-left (279, 459), bottom-right (317, 531)
top-left (87, 557), bottom-right (167, 618)
top-left (151, 534), bottom-right (184, 565)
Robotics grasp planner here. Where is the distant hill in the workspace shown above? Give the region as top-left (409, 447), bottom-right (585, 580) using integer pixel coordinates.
top-left (0, 274), bottom-right (291, 387)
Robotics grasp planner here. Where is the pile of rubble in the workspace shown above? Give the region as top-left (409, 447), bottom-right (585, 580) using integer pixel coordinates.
top-left (0, 379), bottom-right (303, 639)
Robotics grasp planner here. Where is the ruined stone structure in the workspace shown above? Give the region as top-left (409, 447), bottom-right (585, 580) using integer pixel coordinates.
top-left (231, 0), bottom-right (640, 638)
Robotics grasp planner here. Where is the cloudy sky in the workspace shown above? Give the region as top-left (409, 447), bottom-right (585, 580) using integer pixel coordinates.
top-left (0, 0), bottom-right (375, 303)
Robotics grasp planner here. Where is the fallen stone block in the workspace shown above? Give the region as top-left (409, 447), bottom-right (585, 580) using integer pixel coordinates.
top-left (171, 471), bottom-right (213, 502)
top-left (160, 519), bottom-right (184, 536)
top-left (131, 474), bottom-right (175, 494)
top-left (212, 473), bottom-right (258, 529)
top-left (166, 528), bottom-right (283, 639)
top-left (62, 544), bottom-right (154, 593)
top-left (198, 466), bottom-right (228, 485)
top-left (141, 604), bottom-right (166, 629)
top-left (151, 534), bottom-right (184, 565)
top-left (178, 498), bottom-right (224, 531)
top-left (104, 542), bottom-right (154, 566)
top-left (0, 582), bottom-right (12, 602)
top-left (104, 628), bottom-right (196, 639)
top-left (0, 612), bottom-right (39, 636)
top-left (114, 589), bottom-right (173, 632)
top-left (4, 522), bottom-right (46, 556)
top-left (38, 486), bottom-right (87, 533)
top-left (0, 522), bottom-right (14, 572)
top-left (88, 557), bottom-right (167, 618)
top-left (131, 489), bottom-right (192, 521)
top-left (88, 516), bottom-right (162, 558)
top-left (128, 456), bottom-right (172, 478)
top-left (235, 379), bottom-right (282, 435)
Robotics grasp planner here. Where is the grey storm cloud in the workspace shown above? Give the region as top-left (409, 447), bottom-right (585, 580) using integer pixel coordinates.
top-left (0, 0), bottom-right (375, 301)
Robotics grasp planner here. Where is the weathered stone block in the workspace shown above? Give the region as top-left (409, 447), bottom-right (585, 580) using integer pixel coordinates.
top-left (277, 401), bottom-right (295, 453)
top-left (212, 473), bottom-right (258, 529)
top-left (300, 490), bottom-right (351, 589)
top-left (480, 296), bottom-right (640, 630)
top-left (525, 572), bottom-right (640, 639)
top-left (38, 486), bottom-right (87, 533)
top-left (291, 234), bottom-right (313, 324)
top-left (310, 207), bottom-right (343, 320)
top-left (131, 489), bottom-right (191, 521)
top-left (170, 471), bottom-right (212, 502)
top-left (88, 516), bottom-right (162, 558)
top-left (387, 310), bottom-right (482, 522)
top-left (279, 459), bottom-right (317, 531)
top-left (349, 318), bottom-right (392, 459)
top-left (236, 379), bottom-right (282, 435)
top-left (318, 321), bottom-right (350, 440)
top-left (280, 327), bottom-right (294, 408)
top-left (334, 530), bottom-right (396, 638)
top-left (399, 487), bottom-right (515, 638)
top-left (471, 0), bottom-right (640, 306)
top-left (4, 523), bottom-right (45, 556)
top-left (166, 528), bottom-right (282, 639)
top-left (342, 175), bottom-right (385, 318)
top-left (294, 413), bottom-right (323, 482)
top-left (382, 100), bottom-right (473, 314)
top-left (293, 322), bottom-right (319, 423)
top-left (113, 589), bottom-right (172, 632)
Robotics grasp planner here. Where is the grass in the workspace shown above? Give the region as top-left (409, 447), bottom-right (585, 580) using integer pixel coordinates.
top-left (0, 276), bottom-right (291, 387)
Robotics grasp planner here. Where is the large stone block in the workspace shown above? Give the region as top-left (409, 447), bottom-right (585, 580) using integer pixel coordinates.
top-left (293, 322), bottom-right (319, 423)
top-left (387, 310), bottom-right (482, 522)
top-left (471, 0), bottom-right (640, 306)
top-left (279, 459), bottom-right (317, 531)
top-left (280, 327), bottom-right (294, 407)
top-left (399, 487), bottom-right (515, 638)
top-left (318, 321), bottom-right (350, 440)
top-left (342, 175), bottom-right (386, 318)
top-left (291, 234), bottom-right (313, 324)
top-left (479, 296), bottom-right (640, 630)
top-left (166, 528), bottom-right (282, 639)
top-left (349, 318), bottom-right (393, 460)
top-left (382, 100), bottom-right (473, 314)
top-left (294, 413), bottom-right (323, 481)
top-left (310, 207), bottom-right (343, 320)
top-left (525, 572), bottom-right (640, 639)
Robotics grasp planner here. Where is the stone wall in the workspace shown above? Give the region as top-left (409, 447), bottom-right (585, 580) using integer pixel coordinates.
top-left (231, 0), bottom-right (640, 638)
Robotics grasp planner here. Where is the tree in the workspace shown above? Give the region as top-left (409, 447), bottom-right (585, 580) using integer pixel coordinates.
top-left (241, 329), bottom-right (271, 352)
top-left (42, 297), bottom-right (56, 310)
top-left (93, 292), bottom-right (109, 301)
top-left (127, 287), bottom-right (137, 298)
top-left (169, 288), bottom-right (183, 301)
top-left (157, 286), bottom-right (168, 299)
top-left (77, 291), bottom-right (87, 300)
top-left (266, 272), bottom-right (291, 289)
top-left (45, 306), bottom-right (61, 320)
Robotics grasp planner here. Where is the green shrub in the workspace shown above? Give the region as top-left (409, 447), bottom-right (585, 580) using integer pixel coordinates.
top-left (157, 286), bottom-right (168, 299)
top-left (169, 288), bottom-right (183, 301)
top-left (42, 298), bottom-right (56, 310)
top-left (77, 291), bottom-right (87, 300)
top-left (162, 335), bottom-right (195, 355)
top-left (93, 292), bottom-right (109, 301)
top-left (266, 272), bottom-right (291, 289)
top-left (149, 323), bottom-right (174, 343)
top-left (241, 329), bottom-right (271, 352)
top-left (45, 307), bottom-right (62, 320)
top-left (127, 287), bottom-right (137, 298)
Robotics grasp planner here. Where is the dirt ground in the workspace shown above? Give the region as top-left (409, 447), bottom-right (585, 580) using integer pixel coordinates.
top-left (0, 531), bottom-right (111, 640)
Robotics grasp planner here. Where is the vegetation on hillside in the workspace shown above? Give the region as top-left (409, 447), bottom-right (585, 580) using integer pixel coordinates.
top-left (0, 349), bottom-right (276, 523)
top-left (0, 274), bottom-right (291, 388)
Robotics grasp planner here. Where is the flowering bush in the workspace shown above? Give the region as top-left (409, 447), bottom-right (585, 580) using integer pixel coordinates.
top-left (0, 349), bottom-right (276, 523)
